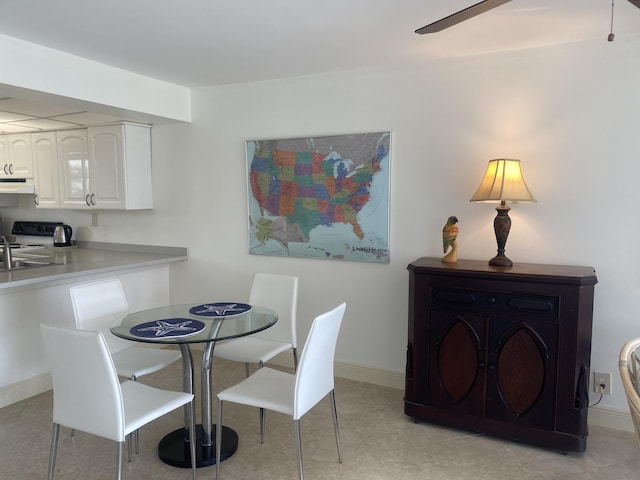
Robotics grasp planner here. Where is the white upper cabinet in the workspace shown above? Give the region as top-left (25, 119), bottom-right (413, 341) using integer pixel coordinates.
top-left (0, 137), bottom-right (7, 174)
top-left (1, 134), bottom-right (34, 178)
top-left (32, 131), bottom-right (61, 208)
top-left (88, 124), bottom-right (153, 210)
top-left (58, 129), bottom-right (91, 209)
top-left (57, 123), bottom-right (153, 210)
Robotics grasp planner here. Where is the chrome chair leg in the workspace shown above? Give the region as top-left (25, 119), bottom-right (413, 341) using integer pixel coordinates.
top-left (127, 433), bottom-right (133, 462)
top-left (216, 399), bottom-right (223, 480)
top-left (292, 347), bottom-right (299, 371)
top-left (260, 407), bottom-right (265, 443)
top-left (116, 441), bottom-right (123, 480)
top-left (188, 397), bottom-right (197, 480)
top-left (330, 390), bottom-right (342, 463)
top-left (294, 419), bottom-right (304, 480)
top-left (48, 423), bottom-right (60, 480)
top-left (129, 373), bottom-right (140, 458)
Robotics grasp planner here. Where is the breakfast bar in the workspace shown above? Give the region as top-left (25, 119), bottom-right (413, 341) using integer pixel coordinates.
top-left (0, 241), bottom-right (188, 409)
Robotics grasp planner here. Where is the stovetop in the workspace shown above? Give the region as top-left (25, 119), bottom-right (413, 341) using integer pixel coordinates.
top-left (11, 221), bottom-right (62, 237)
top-left (9, 221), bottom-right (64, 250)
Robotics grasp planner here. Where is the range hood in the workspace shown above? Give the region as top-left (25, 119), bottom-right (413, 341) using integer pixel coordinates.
top-left (0, 178), bottom-right (35, 194)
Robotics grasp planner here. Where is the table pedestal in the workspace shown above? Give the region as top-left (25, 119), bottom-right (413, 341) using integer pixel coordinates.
top-left (158, 424), bottom-right (238, 468)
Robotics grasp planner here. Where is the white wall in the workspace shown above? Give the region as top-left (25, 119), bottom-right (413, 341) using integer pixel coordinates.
top-left (4, 36), bottom-right (640, 418)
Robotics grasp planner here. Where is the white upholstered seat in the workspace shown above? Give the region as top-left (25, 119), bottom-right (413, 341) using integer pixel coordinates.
top-left (69, 278), bottom-right (182, 381)
top-left (213, 273), bottom-right (299, 375)
top-left (40, 323), bottom-right (196, 480)
top-left (216, 302), bottom-right (346, 480)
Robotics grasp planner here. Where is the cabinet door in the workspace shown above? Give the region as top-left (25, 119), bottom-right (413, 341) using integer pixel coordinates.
top-left (485, 314), bottom-right (558, 430)
top-left (0, 136), bottom-right (8, 176)
top-left (87, 124), bottom-right (153, 210)
top-left (58, 129), bottom-right (91, 209)
top-left (88, 126), bottom-right (125, 209)
top-left (428, 309), bottom-right (486, 416)
top-left (6, 134), bottom-right (33, 177)
top-left (32, 132), bottom-right (60, 208)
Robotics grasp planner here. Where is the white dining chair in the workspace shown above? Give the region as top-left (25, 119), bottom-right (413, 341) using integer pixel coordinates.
top-left (213, 273), bottom-right (299, 376)
top-left (40, 323), bottom-right (196, 480)
top-left (69, 278), bottom-right (182, 457)
top-left (216, 302), bottom-right (346, 480)
top-left (69, 278), bottom-right (182, 380)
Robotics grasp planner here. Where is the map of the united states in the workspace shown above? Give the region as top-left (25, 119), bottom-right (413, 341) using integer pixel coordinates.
top-left (247, 133), bottom-right (390, 262)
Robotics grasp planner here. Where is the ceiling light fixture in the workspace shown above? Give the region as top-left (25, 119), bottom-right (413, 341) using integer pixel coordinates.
top-left (608, 0), bottom-right (615, 42)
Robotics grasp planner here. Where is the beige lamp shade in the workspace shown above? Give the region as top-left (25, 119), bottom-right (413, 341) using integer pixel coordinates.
top-left (470, 159), bottom-right (536, 203)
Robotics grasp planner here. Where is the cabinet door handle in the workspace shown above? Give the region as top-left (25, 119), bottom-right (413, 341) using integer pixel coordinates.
top-left (3, 164), bottom-right (8, 175)
top-left (85, 194), bottom-right (91, 207)
top-left (8, 164), bottom-right (13, 175)
top-left (90, 193), bottom-right (96, 205)
top-left (34, 194), bottom-right (39, 206)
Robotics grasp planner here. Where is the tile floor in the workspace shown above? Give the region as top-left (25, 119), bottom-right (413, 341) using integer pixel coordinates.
top-left (1, 354), bottom-right (639, 480)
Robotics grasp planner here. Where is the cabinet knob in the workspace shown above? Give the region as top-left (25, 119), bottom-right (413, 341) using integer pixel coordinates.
top-left (487, 296), bottom-right (496, 305)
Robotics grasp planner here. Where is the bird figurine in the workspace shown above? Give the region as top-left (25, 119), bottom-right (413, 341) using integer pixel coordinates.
top-left (442, 216), bottom-right (459, 263)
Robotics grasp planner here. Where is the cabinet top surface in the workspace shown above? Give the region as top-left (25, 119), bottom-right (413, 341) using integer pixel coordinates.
top-left (408, 257), bottom-right (597, 286)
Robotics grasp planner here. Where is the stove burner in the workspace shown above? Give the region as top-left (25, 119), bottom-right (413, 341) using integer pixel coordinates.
top-left (8, 243), bottom-right (47, 250)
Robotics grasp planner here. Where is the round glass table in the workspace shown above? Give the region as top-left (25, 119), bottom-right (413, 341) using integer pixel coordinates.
top-left (111, 302), bottom-right (278, 468)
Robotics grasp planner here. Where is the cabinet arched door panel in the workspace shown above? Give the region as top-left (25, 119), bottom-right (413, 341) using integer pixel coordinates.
top-left (486, 317), bottom-right (559, 429)
top-left (428, 311), bottom-right (485, 415)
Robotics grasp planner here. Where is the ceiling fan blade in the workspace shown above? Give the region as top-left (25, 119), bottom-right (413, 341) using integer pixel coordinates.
top-left (628, 0), bottom-right (640, 9)
top-left (415, 0), bottom-right (511, 34)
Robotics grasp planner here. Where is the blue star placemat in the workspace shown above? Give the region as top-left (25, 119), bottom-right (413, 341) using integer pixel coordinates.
top-left (189, 302), bottom-right (252, 318)
top-left (130, 318), bottom-right (206, 338)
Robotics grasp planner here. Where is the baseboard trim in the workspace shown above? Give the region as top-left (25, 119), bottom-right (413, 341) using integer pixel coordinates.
top-left (588, 404), bottom-right (635, 432)
top-left (268, 351), bottom-right (406, 390)
top-left (4, 355), bottom-right (633, 434)
top-left (0, 372), bottom-right (52, 408)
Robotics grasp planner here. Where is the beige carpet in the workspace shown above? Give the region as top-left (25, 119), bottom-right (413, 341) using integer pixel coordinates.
top-left (2, 354), bottom-right (639, 480)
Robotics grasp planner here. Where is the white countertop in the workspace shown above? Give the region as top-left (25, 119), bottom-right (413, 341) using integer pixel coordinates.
top-left (0, 241), bottom-right (188, 290)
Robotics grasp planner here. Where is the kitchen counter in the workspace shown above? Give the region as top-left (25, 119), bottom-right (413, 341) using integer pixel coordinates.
top-left (0, 241), bottom-right (188, 407)
top-left (0, 241), bottom-right (188, 290)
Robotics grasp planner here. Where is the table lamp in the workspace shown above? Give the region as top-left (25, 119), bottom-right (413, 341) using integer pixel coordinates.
top-left (470, 159), bottom-right (536, 267)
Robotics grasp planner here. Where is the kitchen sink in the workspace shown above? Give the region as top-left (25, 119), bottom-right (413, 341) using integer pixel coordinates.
top-left (0, 258), bottom-right (52, 271)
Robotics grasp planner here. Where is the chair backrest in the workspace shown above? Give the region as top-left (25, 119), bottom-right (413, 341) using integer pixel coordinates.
top-left (69, 278), bottom-right (132, 353)
top-left (619, 338), bottom-right (640, 447)
top-left (294, 302), bottom-right (346, 420)
top-left (248, 273), bottom-right (298, 348)
top-left (40, 323), bottom-right (125, 442)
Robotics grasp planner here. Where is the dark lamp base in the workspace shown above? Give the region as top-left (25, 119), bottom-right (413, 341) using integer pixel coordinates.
top-left (489, 253), bottom-right (513, 267)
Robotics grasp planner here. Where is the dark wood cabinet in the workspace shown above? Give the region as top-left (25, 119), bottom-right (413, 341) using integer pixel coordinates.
top-left (405, 257), bottom-right (597, 452)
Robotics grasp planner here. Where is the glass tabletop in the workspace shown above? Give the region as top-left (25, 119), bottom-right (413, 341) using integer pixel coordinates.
top-left (110, 303), bottom-right (278, 345)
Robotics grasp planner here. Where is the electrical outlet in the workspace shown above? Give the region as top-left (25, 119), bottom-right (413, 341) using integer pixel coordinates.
top-left (593, 371), bottom-right (612, 395)
top-left (91, 212), bottom-right (99, 227)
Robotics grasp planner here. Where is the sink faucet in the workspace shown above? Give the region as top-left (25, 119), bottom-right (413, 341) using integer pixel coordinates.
top-left (1, 236), bottom-right (13, 270)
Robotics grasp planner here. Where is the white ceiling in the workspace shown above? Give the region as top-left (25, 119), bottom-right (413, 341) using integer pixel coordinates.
top-left (0, 0), bottom-right (638, 132)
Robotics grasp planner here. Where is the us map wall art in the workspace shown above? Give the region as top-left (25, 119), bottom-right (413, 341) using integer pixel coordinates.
top-left (247, 132), bottom-right (390, 263)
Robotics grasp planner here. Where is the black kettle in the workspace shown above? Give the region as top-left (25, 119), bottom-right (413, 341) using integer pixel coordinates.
top-left (53, 224), bottom-right (73, 247)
